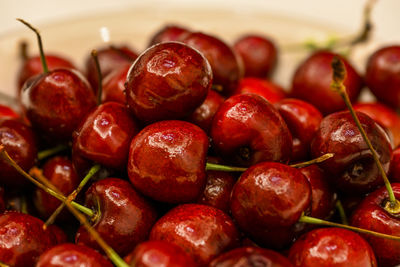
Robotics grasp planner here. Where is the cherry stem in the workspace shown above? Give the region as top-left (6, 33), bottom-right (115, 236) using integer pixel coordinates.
top-left (335, 199), bottom-right (349, 225)
top-left (331, 56), bottom-right (398, 209)
top-left (16, 18), bottom-right (49, 73)
top-left (299, 213), bottom-right (400, 241)
top-left (37, 144), bottom-right (69, 161)
top-left (91, 49), bottom-right (103, 105)
top-left (44, 164), bottom-right (101, 227)
top-left (205, 153), bottom-right (334, 172)
top-left (19, 40), bottom-right (29, 61)
top-left (211, 84), bottom-right (224, 93)
top-left (0, 261), bottom-right (10, 267)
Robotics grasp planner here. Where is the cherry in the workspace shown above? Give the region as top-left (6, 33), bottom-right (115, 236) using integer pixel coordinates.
top-left (150, 204), bottom-right (239, 266)
top-left (187, 89), bottom-right (225, 134)
top-left (351, 183), bottom-right (400, 267)
top-left (230, 162), bottom-right (311, 249)
top-left (209, 246), bottom-right (294, 267)
top-left (37, 243), bottom-right (113, 267)
top-left (182, 32), bottom-right (243, 96)
top-left (125, 42), bottom-right (212, 123)
top-left (290, 50), bottom-right (362, 114)
top-left (47, 224), bottom-right (68, 245)
top-left (390, 147), bottom-right (400, 182)
top-left (33, 156), bottom-right (79, 221)
top-left (0, 104), bottom-right (20, 119)
top-left (288, 228), bottom-right (377, 267)
top-left (354, 102), bottom-right (400, 148)
top-left (101, 64), bottom-right (130, 104)
top-left (211, 93), bottom-right (292, 167)
top-left (233, 34), bottom-right (278, 78)
top-left (0, 118), bottom-right (37, 188)
top-left (275, 98), bottom-right (323, 161)
top-left (311, 111), bottom-right (392, 194)
top-left (124, 240), bottom-right (196, 267)
top-left (128, 120), bottom-right (209, 203)
top-left (75, 178), bottom-right (158, 256)
top-left (73, 102), bottom-right (139, 171)
top-left (365, 45), bottom-right (400, 109)
top-left (0, 211), bottom-right (55, 267)
top-left (233, 77), bottom-right (286, 103)
top-left (148, 24), bottom-right (191, 46)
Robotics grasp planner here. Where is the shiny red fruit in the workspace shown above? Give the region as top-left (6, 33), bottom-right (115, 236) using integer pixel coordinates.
top-left (148, 24), bottom-right (190, 46)
top-left (101, 64), bottom-right (130, 104)
top-left (233, 77), bottom-right (286, 103)
top-left (0, 104), bottom-right (20, 119)
top-left (390, 147), bottom-right (400, 182)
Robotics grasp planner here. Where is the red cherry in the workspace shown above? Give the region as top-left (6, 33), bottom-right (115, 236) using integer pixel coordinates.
top-left (37, 243), bottom-right (113, 267)
top-left (125, 42), bottom-right (212, 123)
top-left (365, 45), bottom-right (400, 109)
top-left (128, 120), bottom-right (208, 203)
top-left (0, 104), bottom-right (20, 119)
top-left (46, 224), bottom-right (68, 245)
top-left (150, 204), bottom-right (239, 266)
top-left (211, 93), bottom-right (292, 166)
top-left (148, 24), bottom-right (191, 46)
top-left (101, 64), bottom-right (130, 104)
top-left (390, 147), bottom-right (400, 182)
top-left (288, 228), bottom-right (377, 267)
top-left (233, 77), bottom-right (286, 103)
top-left (290, 51), bottom-right (362, 115)
top-left (234, 34), bottom-right (278, 78)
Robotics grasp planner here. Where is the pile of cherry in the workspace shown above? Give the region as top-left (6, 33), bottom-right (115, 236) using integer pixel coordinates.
top-left (1, 18), bottom-right (400, 267)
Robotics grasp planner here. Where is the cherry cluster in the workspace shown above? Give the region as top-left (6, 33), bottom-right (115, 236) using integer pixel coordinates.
top-left (0, 16), bottom-right (400, 267)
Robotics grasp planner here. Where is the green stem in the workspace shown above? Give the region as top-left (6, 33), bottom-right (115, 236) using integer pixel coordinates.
top-left (37, 144), bottom-right (69, 161)
top-left (16, 19), bottom-right (49, 73)
top-left (205, 162), bottom-right (247, 172)
top-left (290, 153), bottom-right (334, 168)
top-left (91, 49), bottom-right (103, 105)
top-left (335, 199), bottom-right (348, 225)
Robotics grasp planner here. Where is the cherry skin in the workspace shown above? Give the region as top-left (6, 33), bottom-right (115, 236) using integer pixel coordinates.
top-left (233, 34), bottom-right (278, 78)
top-left (21, 68), bottom-right (97, 142)
top-left (0, 118), bottom-right (37, 188)
top-left (211, 93), bottom-right (292, 167)
top-left (73, 102), bottom-right (140, 171)
top-left (311, 111), bottom-right (392, 195)
top-left (390, 147), bottom-right (400, 182)
top-left (0, 212), bottom-right (55, 267)
top-left (354, 102), bottom-right (400, 148)
top-left (275, 98), bottom-right (323, 161)
top-left (288, 227), bottom-right (377, 267)
top-left (209, 246), bottom-right (294, 267)
top-left (75, 178), bottom-right (157, 256)
top-left (230, 162), bottom-right (311, 249)
top-left (365, 45), bottom-right (400, 109)
top-left (187, 89), bottom-right (225, 134)
top-left (128, 120), bottom-right (209, 203)
top-left (148, 24), bottom-right (191, 46)
top-left (0, 104), bottom-right (20, 119)
top-left (101, 64), bottom-right (130, 104)
top-left (37, 243), bottom-right (113, 267)
top-left (150, 204), bottom-right (239, 266)
top-left (351, 183), bottom-right (400, 267)
top-left (34, 156), bottom-right (79, 221)
top-left (125, 42), bottom-right (212, 123)
top-left (290, 50), bottom-right (362, 115)
top-left (124, 240), bottom-right (196, 267)
top-left (233, 77), bottom-right (286, 103)
top-left (182, 32), bottom-right (243, 96)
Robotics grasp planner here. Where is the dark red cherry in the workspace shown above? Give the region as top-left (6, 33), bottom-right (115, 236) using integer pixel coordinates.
top-left (211, 93), bottom-right (292, 167)
top-left (46, 224), bottom-right (68, 245)
top-left (288, 228), bottom-right (377, 267)
top-left (351, 183), bottom-right (400, 267)
top-left (230, 162), bottom-right (311, 249)
top-left (0, 104), bottom-right (20, 119)
top-left (124, 240), bottom-right (196, 267)
top-left (34, 156), bottom-right (79, 220)
top-left (149, 24), bottom-right (191, 46)
top-left (0, 119), bottom-right (37, 188)
top-left (354, 102), bottom-right (400, 148)
top-left (182, 32), bottom-right (243, 96)
top-left (0, 212), bottom-right (55, 267)
top-left (233, 34), bottom-right (278, 78)
top-left (85, 45), bottom-right (137, 93)
top-left (210, 246), bottom-right (294, 267)
top-left (187, 89), bottom-right (225, 134)
top-left (310, 111), bottom-right (392, 194)
top-left (197, 170), bottom-right (236, 213)
top-left (150, 204), bottom-right (239, 266)
top-left (125, 42), bottom-right (212, 123)
top-left (37, 243), bottom-right (113, 267)
top-left (275, 98), bottom-right (323, 161)
top-left (390, 147), bottom-right (400, 182)
top-left (365, 45), bottom-right (400, 109)
top-left (76, 178), bottom-right (157, 256)
top-left (21, 68), bottom-right (96, 142)
top-left (128, 120), bottom-right (208, 203)
top-left (101, 64), bottom-right (130, 104)
top-left (73, 102), bottom-right (139, 171)
top-left (233, 77), bottom-right (286, 103)
top-left (290, 50), bottom-right (362, 115)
